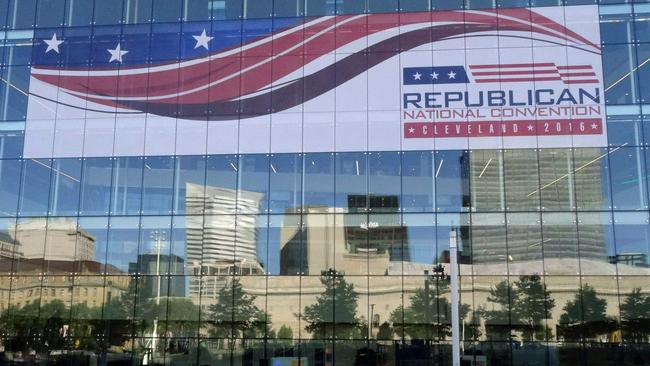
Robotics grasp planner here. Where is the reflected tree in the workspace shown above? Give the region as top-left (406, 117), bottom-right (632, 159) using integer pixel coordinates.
top-left (558, 284), bottom-right (615, 341)
top-left (478, 280), bottom-right (517, 340)
top-left (513, 275), bottom-right (555, 341)
top-left (390, 276), bottom-right (470, 341)
top-left (302, 269), bottom-right (361, 339)
top-left (208, 277), bottom-right (269, 340)
top-left (620, 288), bottom-right (650, 343)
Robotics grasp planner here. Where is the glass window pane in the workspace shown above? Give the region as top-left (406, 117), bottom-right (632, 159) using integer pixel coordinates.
top-left (538, 149), bottom-right (574, 211)
top-left (613, 211), bottom-right (650, 269)
top-left (139, 216), bottom-right (173, 276)
top-left (301, 213), bottom-right (335, 275)
top-left (273, 0), bottom-right (303, 17)
top-left (504, 149), bottom-right (540, 212)
top-left (436, 213), bottom-right (470, 268)
top-left (110, 157), bottom-right (144, 216)
top-left (79, 158), bottom-right (112, 216)
top-left (400, 0), bottom-right (430, 11)
top-left (77, 216), bottom-right (108, 272)
top-left (607, 114), bottom-right (644, 147)
top-left (153, 0), bottom-right (181, 22)
top-left (7, 0), bottom-right (36, 28)
top-left (599, 5), bottom-right (634, 44)
top-left (36, 0), bottom-right (65, 27)
top-left (0, 217), bottom-right (17, 274)
top-left (542, 212), bottom-right (579, 275)
top-left (124, 0), bottom-right (152, 24)
top-left (19, 158), bottom-right (52, 217)
top-left (403, 213), bottom-right (436, 271)
top-left (368, 0), bottom-right (397, 13)
top-left (635, 4), bottom-right (650, 43)
top-left (268, 214), bottom-right (300, 275)
top-left (303, 152), bottom-right (334, 209)
top-left (638, 45), bottom-right (650, 105)
top-left (574, 148), bottom-right (612, 211)
top-left (93, 0), bottom-right (123, 25)
top-left (335, 152), bottom-right (367, 213)
top-left (368, 152), bottom-right (401, 213)
top-left (402, 151), bottom-right (434, 213)
top-left (470, 213), bottom-right (506, 274)
top-left (245, 0), bottom-right (271, 18)
top-left (183, 0), bottom-right (210, 21)
top-left (141, 156), bottom-right (175, 215)
top-left (577, 212), bottom-right (615, 275)
top-left (171, 215), bottom-right (201, 275)
top-left (238, 154), bottom-right (269, 214)
top-left (435, 150), bottom-right (470, 213)
top-left (64, 0), bottom-right (93, 26)
top-left (107, 216), bottom-right (140, 274)
top-left (48, 158), bottom-right (81, 216)
top-left (609, 146), bottom-right (648, 210)
top-left (470, 150), bottom-right (504, 212)
top-left (173, 155), bottom-right (206, 215)
top-left (603, 43), bottom-right (639, 105)
top-left (13, 217), bottom-right (46, 274)
top-left (337, 0), bottom-right (365, 14)
top-left (0, 159), bottom-right (21, 217)
top-left (269, 153), bottom-right (302, 214)
top-left (506, 212), bottom-right (543, 276)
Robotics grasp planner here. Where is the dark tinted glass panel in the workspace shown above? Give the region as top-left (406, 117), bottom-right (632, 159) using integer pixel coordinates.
top-left (93, 0), bottom-right (123, 25)
top-left (141, 156), bottom-right (175, 215)
top-left (79, 158), bottom-right (112, 216)
top-left (110, 157), bottom-right (143, 216)
top-left (435, 150), bottom-right (470, 212)
top-left (303, 153), bottom-right (335, 208)
top-left (19, 158), bottom-right (52, 216)
top-left (48, 158), bottom-right (81, 216)
top-left (36, 0), bottom-right (65, 27)
top-left (0, 159), bottom-right (21, 217)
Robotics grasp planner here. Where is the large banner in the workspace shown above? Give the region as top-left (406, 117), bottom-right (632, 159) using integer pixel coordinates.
top-left (24, 5), bottom-right (604, 158)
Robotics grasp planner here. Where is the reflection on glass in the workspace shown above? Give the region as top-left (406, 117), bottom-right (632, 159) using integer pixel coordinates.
top-left (48, 158), bottom-right (81, 216)
top-left (435, 150), bottom-right (470, 213)
top-left (111, 157), bottom-right (144, 216)
top-left (402, 151), bottom-right (434, 212)
top-left (539, 149), bottom-right (574, 211)
top-left (470, 150), bottom-right (504, 212)
top-left (609, 147), bottom-right (648, 210)
top-left (336, 152), bottom-right (367, 213)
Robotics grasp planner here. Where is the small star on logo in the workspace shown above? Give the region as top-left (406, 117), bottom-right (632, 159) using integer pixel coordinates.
top-left (591, 123), bottom-right (598, 130)
top-left (44, 33), bottom-right (63, 54)
top-left (193, 29), bottom-right (214, 50)
top-left (447, 71), bottom-right (456, 79)
top-left (408, 128), bottom-right (415, 134)
top-left (527, 125), bottom-right (534, 131)
top-left (431, 72), bottom-right (438, 80)
top-left (107, 43), bottom-right (128, 63)
top-left (413, 72), bottom-right (422, 80)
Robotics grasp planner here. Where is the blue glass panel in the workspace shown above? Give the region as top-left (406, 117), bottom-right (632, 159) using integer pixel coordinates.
top-left (609, 146), bottom-right (648, 210)
top-left (183, 0), bottom-right (211, 21)
top-left (106, 216), bottom-right (140, 274)
top-left (7, 0), bottom-right (36, 29)
top-left (110, 157), bottom-right (144, 216)
top-left (613, 211), bottom-right (650, 268)
top-left (150, 23), bottom-right (181, 62)
top-left (603, 43), bottom-right (639, 105)
top-left (303, 152), bottom-right (334, 209)
top-left (93, 0), bottom-right (124, 26)
top-left (400, 0), bottom-right (430, 11)
top-left (368, 151), bottom-right (401, 213)
top-left (245, 0), bottom-right (272, 19)
top-left (634, 4), bottom-right (650, 42)
top-left (335, 152), bottom-right (367, 213)
top-left (18, 158), bottom-right (52, 217)
top-left (60, 27), bottom-right (92, 66)
top-left (402, 151), bottom-right (434, 213)
top-left (153, 0), bottom-right (182, 23)
top-left (274, 0), bottom-right (303, 17)
top-left (36, 0), bottom-right (65, 27)
top-left (434, 150), bottom-right (470, 212)
top-left (142, 156), bottom-right (175, 215)
top-left (0, 159), bottom-right (21, 217)
top-left (0, 131), bottom-right (23, 159)
top-left (124, 0), bottom-right (152, 24)
top-left (238, 154), bottom-right (269, 213)
top-left (600, 4), bottom-right (634, 44)
top-left (48, 158), bottom-right (82, 216)
top-left (173, 155), bottom-right (206, 215)
top-left (205, 154), bottom-right (238, 214)
top-left (607, 115), bottom-right (644, 146)
top-left (64, 0), bottom-right (93, 26)
top-left (269, 153), bottom-right (302, 214)
top-left (79, 157), bottom-right (112, 216)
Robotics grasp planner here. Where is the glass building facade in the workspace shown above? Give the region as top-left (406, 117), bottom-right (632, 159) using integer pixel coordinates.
top-left (0, 1), bottom-right (650, 365)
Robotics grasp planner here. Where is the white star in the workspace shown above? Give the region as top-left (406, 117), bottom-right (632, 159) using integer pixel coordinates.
top-left (527, 125), bottom-right (534, 131)
top-left (44, 33), bottom-right (63, 54)
top-left (447, 71), bottom-right (456, 79)
top-left (591, 123), bottom-right (598, 130)
top-left (107, 43), bottom-right (128, 63)
top-left (431, 72), bottom-right (438, 80)
top-left (192, 29), bottom-right (214, 50)
top-left (413, 72), bottom-right (422, 80)
top-left (408, 128), bottom-right (415, 133)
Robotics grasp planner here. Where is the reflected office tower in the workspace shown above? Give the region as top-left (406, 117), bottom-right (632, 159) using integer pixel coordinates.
top-left (464, 149), bottom-right (607, 264)
top-left (185, 183), bottom-right (264, 304)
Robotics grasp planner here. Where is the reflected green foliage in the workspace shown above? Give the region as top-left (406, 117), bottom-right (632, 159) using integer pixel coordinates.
top-left (277, 324), bottom-right (294, 339)
top-left (208, 277), bottom-right (269, 339)
top-left (390, 278), bottom-right (470, 340)
top-left (479, 275), bottom-right (555, 341)
top-left (559, 284), bottom-right (616, 341)
top-left (302, 270), bottom-right (361, 339)
top-left (620, 288), bottom-right (650, 343)
top-left (376, 321), bottom-right (394, 340)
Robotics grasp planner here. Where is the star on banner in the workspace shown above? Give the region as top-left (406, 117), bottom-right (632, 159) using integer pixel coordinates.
top-left (193, 29), bottom-right (214, 50)
top-left (447, 71), bottom-right (456, 79)
top-left (413, 72), bottom-right (422, 80)
top-left (108, 43), bottom-right (128, 63)
top-left (44, 33), bottom-right (63, 54)
top-left (431, 72), bottom-right (438, 80)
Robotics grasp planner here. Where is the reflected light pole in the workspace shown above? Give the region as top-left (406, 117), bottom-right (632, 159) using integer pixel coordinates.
top-left (146, 230), bottom-right (166, 365)
top-left (450, 228), bottom-right (460, 366)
